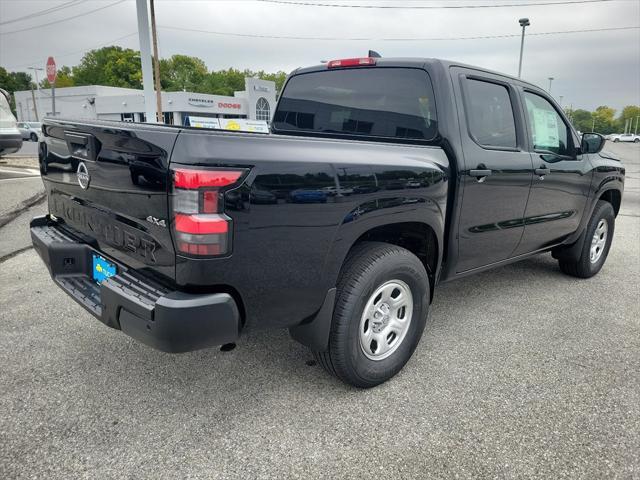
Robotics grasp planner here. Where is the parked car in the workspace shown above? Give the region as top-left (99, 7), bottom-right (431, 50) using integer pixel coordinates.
top-left (0, 88), bottom-right (23, 157)
top-left (31, 57), bottom-right (624, 388)
top-left (250, 187), bottom-right (278, 204)
top-left (610, 133), bottom-right (639, 143)
top-left (287, 188), bottom-right (328, 203)
top-left (322, 185), bottom-right (354, 196)
top-left (17, 121), bottom-right (42, 141)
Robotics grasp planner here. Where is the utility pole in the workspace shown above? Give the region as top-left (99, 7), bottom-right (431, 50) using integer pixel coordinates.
top-left (27, 66), bottom-right (43, 120)
top-left (517, 18), bottom-right (530, 78)
top-left (136, 0), bottom-right (157, 123)
top-left (547, 77), bottom-right (554, 94)
top-left (149, 0), bottom-right (163, 123)
top-left (30, 89), bottom-right (38, 121)
top-left (558, 95), bottom-right (563, 107)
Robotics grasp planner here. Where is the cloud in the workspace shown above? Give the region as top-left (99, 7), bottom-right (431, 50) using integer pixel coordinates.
top-left (0, 0), bottom-right (638, 111)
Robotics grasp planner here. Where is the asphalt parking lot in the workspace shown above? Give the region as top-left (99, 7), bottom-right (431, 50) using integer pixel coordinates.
top-left (0, 142), bottom-right (638, 479)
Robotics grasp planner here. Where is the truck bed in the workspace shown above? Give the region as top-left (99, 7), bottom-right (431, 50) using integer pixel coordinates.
top-left (38, 117), bottom-right (449, 331)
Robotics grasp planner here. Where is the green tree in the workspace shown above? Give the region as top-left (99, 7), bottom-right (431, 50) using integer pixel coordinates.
top-left (202, 68), bottom-right (245, 96)
top-left (568, 108), bottom-right (593, 133)
top-left (591, 106), bottom-right (617, 134)
top-left (159, 54), bottom-right (208, 92)
top-left (72, 46), bottom-right (142, 88)
top-left (616, 105), bottom-right (640, 133)
top-left (0, 67), bottom-right (34, 114)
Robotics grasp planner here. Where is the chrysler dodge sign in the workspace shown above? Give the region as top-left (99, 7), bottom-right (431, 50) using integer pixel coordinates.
top-left (188, 97), bottom-right (242, 110)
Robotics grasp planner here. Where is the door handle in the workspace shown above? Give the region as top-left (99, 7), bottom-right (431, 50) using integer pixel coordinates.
top-left (469, 169), bottom-right (493, 177)
top-left (535, 167), bottom-right (551, 177)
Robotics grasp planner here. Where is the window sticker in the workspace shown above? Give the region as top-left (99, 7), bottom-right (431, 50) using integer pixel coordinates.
top-left (527, 98), bottom-right (560, 149)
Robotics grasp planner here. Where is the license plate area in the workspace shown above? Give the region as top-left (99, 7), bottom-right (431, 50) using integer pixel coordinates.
top-left (92, 254), bottom-right (117, 284)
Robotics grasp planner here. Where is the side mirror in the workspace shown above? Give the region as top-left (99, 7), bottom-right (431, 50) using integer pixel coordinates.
top-left (581, 132), bottom-right (605, 154)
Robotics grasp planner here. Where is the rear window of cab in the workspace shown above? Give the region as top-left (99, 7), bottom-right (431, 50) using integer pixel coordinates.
top-left (273, 67), bottom-right (437, 142)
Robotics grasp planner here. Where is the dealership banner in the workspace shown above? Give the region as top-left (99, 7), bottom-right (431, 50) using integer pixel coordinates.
top-left (188, 116), bottom-right (269, 134)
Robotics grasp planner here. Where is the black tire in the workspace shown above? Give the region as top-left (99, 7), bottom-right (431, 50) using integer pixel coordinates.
top-left (314, 242), bottom-right (429, 388)
top-left (30, 133), bottom-right (38, 142)
top-left (613, 138), bottom-right (619, 143)
top-left (634, 138), bottom-right (639, 143)
top-left (559, 200), bottom-right (615, 278)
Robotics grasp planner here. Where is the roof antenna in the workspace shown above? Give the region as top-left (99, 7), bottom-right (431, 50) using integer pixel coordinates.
top-left (368, 50), bottom-right (382, 58)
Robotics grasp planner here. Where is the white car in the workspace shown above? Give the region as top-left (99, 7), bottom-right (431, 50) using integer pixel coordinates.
top-left (0, 89), bottom-right (23, 157)
top-left (610, 133), bottom-right (639, 143)
top-left (17, 121), bottom-right (42, 142)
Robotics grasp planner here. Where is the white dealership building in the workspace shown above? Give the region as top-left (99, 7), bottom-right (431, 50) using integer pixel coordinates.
top-left (14, 77), bottom-right (276, 125)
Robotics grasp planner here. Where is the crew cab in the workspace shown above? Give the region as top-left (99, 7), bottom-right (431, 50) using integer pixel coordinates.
top-left (31, 58), bottom-right (625, 387)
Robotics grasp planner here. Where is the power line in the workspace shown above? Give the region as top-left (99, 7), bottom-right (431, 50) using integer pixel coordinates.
top-left (159, 24), bottom-right (639, 41)
top-left (0, 0), bottom-right (85, 26)
top-left (3, 32), bottom-right (138, 71)
top-left (0, 0), bottom-right (128, 36)
top-left (256, 0), bottom-right (619, 9)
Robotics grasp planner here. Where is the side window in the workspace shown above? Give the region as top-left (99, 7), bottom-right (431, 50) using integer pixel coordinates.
top-left (523, 92), bottom-right (571, 156)
top-left (465, 78), bottom-right (517, 149)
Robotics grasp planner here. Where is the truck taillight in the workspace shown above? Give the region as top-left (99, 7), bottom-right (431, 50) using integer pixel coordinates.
top-left (171, 167), bottom-right (246, 257)
top-left (327, 57), bottom-right (376, 68)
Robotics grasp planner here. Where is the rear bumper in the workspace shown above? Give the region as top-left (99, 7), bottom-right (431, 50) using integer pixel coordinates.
top-left (30, 215), bottom-right (240, 353)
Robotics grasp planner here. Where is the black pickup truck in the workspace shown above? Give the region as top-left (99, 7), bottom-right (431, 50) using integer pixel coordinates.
top-left (31, 57), bottom-right (625, 387)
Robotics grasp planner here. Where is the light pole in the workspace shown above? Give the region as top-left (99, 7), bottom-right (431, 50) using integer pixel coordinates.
top-left (547, 77), bottom-right (554, 94)
top-left (517, 18), bottom-right (530, 78)
top-left (136, 0), bottom-right (158, 123)
top-left (558, 95), bottom-right (563, 107)
top-left (592, 116), bottom-right (596, 133)
top-left (635, 115), bottom-right (639, 135)
top-left (27, 66), bottom-right (44, 121)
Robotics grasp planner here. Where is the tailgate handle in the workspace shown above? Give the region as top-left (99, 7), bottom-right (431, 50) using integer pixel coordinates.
top-left (64, 131), bottom-right (99, 161)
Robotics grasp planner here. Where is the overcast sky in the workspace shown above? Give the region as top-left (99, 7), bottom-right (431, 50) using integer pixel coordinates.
top-left (1, 0), bottom-right (639, 112)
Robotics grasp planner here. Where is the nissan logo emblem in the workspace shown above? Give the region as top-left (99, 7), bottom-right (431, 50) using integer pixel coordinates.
top-left (77, 162), bottom-right (90, 189)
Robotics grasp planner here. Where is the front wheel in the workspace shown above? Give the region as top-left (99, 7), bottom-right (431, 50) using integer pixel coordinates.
top-left (634, 138), bottom-right (639, 143)
top-left (30, 133), bottom-right (38, 142)
top-left (559, 200), bottom-right (615, 278)
top-left (314, 242), bottom-right (429, 388)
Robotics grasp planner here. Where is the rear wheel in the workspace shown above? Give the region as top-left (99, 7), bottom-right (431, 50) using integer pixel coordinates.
top-left (30, 132), bottom-right (37, 142)
top-left (634, 138), bottom-right (639, 143)
top-left (313, 242), bottom-right (429, 388)
top-left (559, 200), bottom-right (615, 278)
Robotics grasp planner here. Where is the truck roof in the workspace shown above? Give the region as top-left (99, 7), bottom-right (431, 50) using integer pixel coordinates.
top-left (293, 57), bottom-right (542, 91)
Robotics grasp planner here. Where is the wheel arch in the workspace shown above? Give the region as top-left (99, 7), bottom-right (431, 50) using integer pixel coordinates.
top-left (290, 218), bottom-right (443, 352)
top-left (598, 188), bottom-right (622, 217)
top-left (345, 221), bottom-right (439, 302)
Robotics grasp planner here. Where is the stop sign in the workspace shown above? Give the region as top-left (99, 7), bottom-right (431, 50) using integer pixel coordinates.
top-left (46, 57), bottom-right (56, 83)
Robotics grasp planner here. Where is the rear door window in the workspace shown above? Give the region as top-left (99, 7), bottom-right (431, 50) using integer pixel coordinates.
top-left (274, 67), bottom-right (437, 141)
top-left (464, 78), bottom-right (517, 149)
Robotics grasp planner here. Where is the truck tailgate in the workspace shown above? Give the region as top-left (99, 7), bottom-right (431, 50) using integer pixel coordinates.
top-left (40, 118), bottom-right (179, 282)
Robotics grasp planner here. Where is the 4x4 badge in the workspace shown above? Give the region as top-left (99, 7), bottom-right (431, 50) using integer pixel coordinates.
top-left (77, 162), bottom-right (90, 190)
top-left (146, 216), bottom-right (167, 227)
